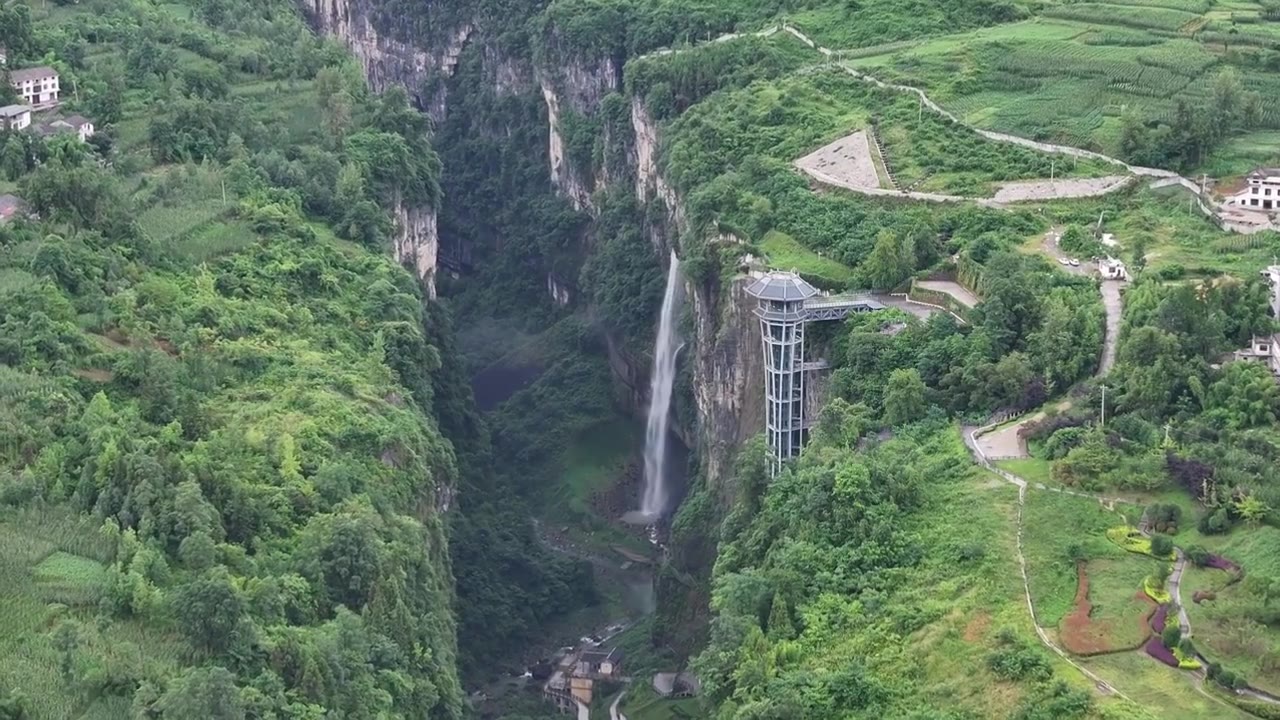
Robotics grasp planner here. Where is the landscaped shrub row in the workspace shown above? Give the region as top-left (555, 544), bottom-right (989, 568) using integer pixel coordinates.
top-left (1106, 526), bottom-right (1176, 560)
top-left (1144, 635), bottom-right (1179, 668)
top-left (1143, 575), bottom-right (1172, 604)
top-left (1173, 646), bottom-right (1202, 670)
top-left (1204, 554), bottom-right (1239, 572)
top-left (1150, 604), bottom-right (1168, 633)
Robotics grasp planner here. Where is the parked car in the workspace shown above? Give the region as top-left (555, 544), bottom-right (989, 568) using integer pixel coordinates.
top-left (1069, 259), bottom-right (1081, 267)
top-left (1057, 258), bottom-right (1070, 266)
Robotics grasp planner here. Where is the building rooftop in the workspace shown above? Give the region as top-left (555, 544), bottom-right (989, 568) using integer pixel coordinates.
top-left (1248, 168), bottom-right (1280, 179)
top-left (63, 114), bottom-right (90, 127)
top-left (9, 66), bottom-right (58, 83)
top-left (746, 271), bottom-right (820, 302)
top-left (0, 104), bottom-right (30, 117)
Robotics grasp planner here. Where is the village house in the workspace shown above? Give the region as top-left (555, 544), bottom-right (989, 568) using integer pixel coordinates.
top-left (542, 646), bottom-right (624, 714)
top-left (1098, 256), bottom-right (1128, 281)
top-left (9, 66), bottom-right (60, 108)
top-left (0, 104), bottom-right (31, 131)
top-left (0, 47), bottom-right (7, 67)
top-left (574, 647), bottom-right (623, 680)
top-left (0, 194), bottom-right (25, 223)
top-left (37, 114), bottom-right (94, 142)
top-left (1232, 168), bottom-right (1280, 212)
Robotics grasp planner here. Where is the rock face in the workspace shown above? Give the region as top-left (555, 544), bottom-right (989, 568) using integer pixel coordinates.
top-left (537, 52), bottom-right (619, 209)
top-left (298, 0), bottom-right (470, 296)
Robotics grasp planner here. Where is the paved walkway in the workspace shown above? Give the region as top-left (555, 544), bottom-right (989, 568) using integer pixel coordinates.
top-left (914, 280), bottom-right (978, 309)
top-left (1100, 281), bottom-right (1125, 375)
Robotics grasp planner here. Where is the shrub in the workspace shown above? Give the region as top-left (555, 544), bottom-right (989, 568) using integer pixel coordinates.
top-left (1198, 508), bottom-right (1232, 535)
top-left (1149, 534), bottom-right (1173, 557)
top-left (987, 645), bottom-right (1053, 681)
top-left (1147, 503), bottom-right (1182, 534)
top-left (1184, 544), bottom-right (1210, 567)
top-left (1162, 624), bottom-right (1181, 649)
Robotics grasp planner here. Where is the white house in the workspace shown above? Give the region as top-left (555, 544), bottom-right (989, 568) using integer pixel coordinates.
top-left (1099, 256), bottom-right (1128, 280)
top-left (9, 66), bottom-right (59, 107)
top-left (0, 104), bottom-right (31, 131)
top-left (1233, 168), bottom-right (1280, 212)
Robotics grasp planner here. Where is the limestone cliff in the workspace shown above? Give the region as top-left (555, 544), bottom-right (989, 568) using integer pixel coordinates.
top-left (299, 0), bottom-right (473, 296)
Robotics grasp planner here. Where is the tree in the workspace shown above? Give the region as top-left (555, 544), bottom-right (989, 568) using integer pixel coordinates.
top-left (0, 136), bottom-right (26, 181)
top-left (1162, 624), bottom-right (1181, 649)
top-left (171, 570), bottom-right (244, 654)
top-left (155, 666), bottom-right (244, 720)
top-left (1205, 361), bottom-right (1280, 429)
top-left (863, 229), bottom-right (910, 290)
top-left (1235, 494), bottom-right (1270, 526)
top-left (1129, 234), bottom-right (1148, 275)
top-left (883, 368), bottom-right (927, 426)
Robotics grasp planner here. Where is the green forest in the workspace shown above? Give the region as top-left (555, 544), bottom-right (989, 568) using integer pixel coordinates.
top-left (9, 0), bottom-right (1280, 718)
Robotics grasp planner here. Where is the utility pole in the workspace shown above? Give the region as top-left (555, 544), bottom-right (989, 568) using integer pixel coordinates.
top-left (1101, 384), bottom-right (1107, 427)
top-left (1051, 159), bottom-right (1056, 182)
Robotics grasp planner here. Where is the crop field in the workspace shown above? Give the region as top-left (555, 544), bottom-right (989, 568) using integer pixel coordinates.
top-left (0, 507), bottom-right (185, 720)
top-left (839, 2), bottom-right (1280, 162)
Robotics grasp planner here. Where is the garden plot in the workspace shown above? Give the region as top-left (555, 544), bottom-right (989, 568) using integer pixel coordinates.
top-left (794, 130), bottom-right (882, 190)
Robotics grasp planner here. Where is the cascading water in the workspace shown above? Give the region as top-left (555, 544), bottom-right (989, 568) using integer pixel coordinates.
top-left (639, 251), bottom-right (682, 520)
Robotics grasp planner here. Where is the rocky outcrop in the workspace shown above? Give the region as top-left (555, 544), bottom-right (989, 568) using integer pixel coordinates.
top-left (390, 191), bottom-right (439, 298)
top-left (538, 54), bottom-right (619, 210)
top-left (298, 0), bottom-right (478, 296)
top-left (299, 0), bottom-right (471, 120)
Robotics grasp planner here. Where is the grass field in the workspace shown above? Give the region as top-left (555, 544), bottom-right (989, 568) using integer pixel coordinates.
top-left (1022, 489), bottom-right (1142, 626)
top-left (1085, 651), bottom-right (1253, 719)
top-left (996, 457), bottom-right (1053, 486)
top-left (1059, 558), bottom-right (1155, 654)
top-left (758, 230), bottom-right (855, 285)
top-left (841, 6), bottom-right (1280, 158)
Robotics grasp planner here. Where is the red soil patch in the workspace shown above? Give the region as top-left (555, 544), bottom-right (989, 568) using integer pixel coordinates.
top-left (963, 611), bottom-right (991, 643)
top-left (1059, 562), bottom-right (1156, 656)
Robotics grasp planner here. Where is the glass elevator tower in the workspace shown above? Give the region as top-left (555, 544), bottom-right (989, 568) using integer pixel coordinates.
top-left (746, 272), bottom-right (818, 472)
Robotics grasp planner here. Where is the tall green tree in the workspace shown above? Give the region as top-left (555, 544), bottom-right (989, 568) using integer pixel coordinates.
top-left (884, 368), bottom-right (927, 426)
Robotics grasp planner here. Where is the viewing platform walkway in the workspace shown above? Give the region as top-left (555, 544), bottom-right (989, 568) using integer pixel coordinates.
top-left (802, 293), bottom-right (885, 321)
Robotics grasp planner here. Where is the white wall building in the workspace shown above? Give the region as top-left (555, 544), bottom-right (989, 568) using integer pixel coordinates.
top-left (0, 104), bottom-right (31, 131)
top-left (9, 66), bottom-right (59, 107)
top-left (1233, 168), bottom-right (1280, 212)
top-left (1262, 265), bottom-right (1280, 320)
top-left (1099, 256), bottom-right (1128, 281)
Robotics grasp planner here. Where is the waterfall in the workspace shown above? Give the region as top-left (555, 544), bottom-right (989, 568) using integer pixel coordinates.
top-left (639, 251), bottom-right (682, 520)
